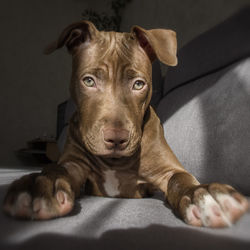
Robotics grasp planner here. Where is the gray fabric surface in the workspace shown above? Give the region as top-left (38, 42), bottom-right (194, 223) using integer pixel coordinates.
top-left (157, 58), bottom-right (250, 195)
top-left (163, 7), bottom-right (250, 95)
top-left (0, 168), bottom-right (250, 250)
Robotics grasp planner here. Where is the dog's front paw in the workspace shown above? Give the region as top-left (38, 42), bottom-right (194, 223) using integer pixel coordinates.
top-left (179, 183), bottom-right (249, 228)
top-left (3, 172), bottom-right (75, 220)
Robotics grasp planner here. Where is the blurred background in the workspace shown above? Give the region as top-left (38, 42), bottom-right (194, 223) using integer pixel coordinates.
top-left (0, 0), bottom-right (250, 167)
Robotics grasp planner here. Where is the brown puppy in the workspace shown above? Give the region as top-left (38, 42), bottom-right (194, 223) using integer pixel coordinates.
top-left (3, 21), bottom-right (248, 227)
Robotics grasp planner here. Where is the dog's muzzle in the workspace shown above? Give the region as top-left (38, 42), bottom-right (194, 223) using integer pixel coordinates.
top-left (102, 128), bottom-right (129, 151)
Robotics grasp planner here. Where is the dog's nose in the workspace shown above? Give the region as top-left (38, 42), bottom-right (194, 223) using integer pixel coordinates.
top-left (103, 128), bottom-right (129, 150)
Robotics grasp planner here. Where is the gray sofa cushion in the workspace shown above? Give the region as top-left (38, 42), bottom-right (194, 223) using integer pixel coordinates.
top-left (157, 57), bottom-right (250, 195)
top-left (0, 169), bottom-right (249, 250)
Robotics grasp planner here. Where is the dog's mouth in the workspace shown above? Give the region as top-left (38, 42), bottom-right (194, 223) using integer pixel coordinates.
top-left (96, 146), bottom-right (137, 158)
top-left (84, 139), bottom-right (140, 159)
top-left (99, 150), bottom-right (127, 158)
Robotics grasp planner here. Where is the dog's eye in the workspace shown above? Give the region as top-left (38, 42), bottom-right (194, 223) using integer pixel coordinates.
top-left (83, 77), bottom-right (96, 87)
top-left (133, 80), bottom-right (145, 90)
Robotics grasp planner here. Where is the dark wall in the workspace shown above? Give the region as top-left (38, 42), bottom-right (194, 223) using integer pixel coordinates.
top-left (121, 0), bottom-right (250, 48)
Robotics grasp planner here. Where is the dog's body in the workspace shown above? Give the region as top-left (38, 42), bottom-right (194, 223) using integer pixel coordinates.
top-left (3, 21), bottom-right (248, 227)
top-left (59, 106), bottom-right (182, 199)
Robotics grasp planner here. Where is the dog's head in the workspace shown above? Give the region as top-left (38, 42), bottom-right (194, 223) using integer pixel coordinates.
top-left (45, 21), bottom-right (177, 158)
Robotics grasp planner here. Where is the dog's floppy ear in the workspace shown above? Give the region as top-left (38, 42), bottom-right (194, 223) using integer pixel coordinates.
top-left (131, 26), bottom-right (177, 66)
top-left (44, 20), bottom-right (98, 54)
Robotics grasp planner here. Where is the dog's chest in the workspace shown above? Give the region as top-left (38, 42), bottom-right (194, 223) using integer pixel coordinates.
top-left (90, 169), bottom-right (147, 198)
top-left (103, 170), bottom-right (120, 197)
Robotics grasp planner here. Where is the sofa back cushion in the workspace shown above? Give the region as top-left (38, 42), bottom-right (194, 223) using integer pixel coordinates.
top-left (157, 58), bottom-right (250, 194)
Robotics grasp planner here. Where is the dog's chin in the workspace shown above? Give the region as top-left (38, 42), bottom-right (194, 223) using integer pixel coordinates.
top-left (85, 144), bottom-right (139, 159)
top-left (96, 149), bottom-right (135, 159)
top-left (84, 138), bottom-right (141, 159)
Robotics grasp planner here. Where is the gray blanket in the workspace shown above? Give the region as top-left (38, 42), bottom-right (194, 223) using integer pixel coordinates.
top-left (0, 169), bottom-right (249, 250)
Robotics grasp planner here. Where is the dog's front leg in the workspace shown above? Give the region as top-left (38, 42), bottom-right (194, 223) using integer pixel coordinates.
top-left (3, 161), bottom-right (88, 220)
top-left (140, 107), bottom-right (248, 227)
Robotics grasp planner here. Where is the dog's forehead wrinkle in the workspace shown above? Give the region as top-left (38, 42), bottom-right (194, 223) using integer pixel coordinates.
top-left (97, 31), bottom-right (139, 64)
top-left (94, 31), bottom-right (118, 59)
top-left (74, 31), bottom-right (152, 84)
